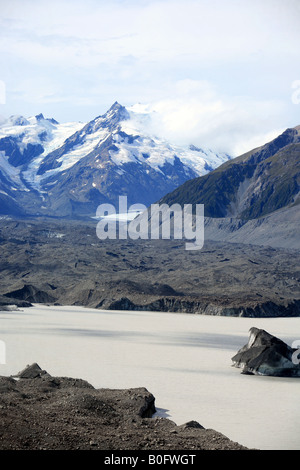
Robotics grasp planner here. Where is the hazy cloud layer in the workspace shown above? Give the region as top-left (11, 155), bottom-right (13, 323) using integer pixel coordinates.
top-left (0, 0), bottom-right (299, 155)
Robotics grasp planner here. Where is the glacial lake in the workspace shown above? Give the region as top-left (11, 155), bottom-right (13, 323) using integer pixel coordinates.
top-left (0, 304), bottom-right (300, 450)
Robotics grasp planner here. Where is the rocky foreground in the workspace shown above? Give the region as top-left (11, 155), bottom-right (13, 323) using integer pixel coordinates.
top-left (0, 364), bottom-right (248, 451)
top-left (1, 218), bottom-right (300, 318)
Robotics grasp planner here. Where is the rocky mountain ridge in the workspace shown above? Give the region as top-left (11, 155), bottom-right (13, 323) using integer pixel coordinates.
top-left (0, 102), bottom-right (230, 218)
top-left (159, 125), bottom-right (300, 249)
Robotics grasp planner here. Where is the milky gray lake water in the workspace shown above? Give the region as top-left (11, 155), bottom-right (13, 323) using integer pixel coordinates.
top-left (0, 304), bottom-right (300, 450)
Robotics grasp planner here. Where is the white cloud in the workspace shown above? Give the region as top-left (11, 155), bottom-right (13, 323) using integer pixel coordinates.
top-left (143, 80), bottom-right (287, 155)
top-left (0, 0), bottom-right (299, 154)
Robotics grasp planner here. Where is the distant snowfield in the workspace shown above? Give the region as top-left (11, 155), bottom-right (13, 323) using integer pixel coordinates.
top-left (0, 304), bottom-right (300, 450)
top-left (22, 120), bottom-right (86, 190)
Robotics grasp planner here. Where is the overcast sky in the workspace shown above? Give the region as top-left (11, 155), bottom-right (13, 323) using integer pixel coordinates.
top-left (0, 0), bottom-right (300, 155)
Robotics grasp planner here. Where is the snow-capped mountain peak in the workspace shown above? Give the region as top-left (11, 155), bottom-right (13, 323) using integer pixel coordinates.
top-left (0, 102), bottom-right (231, 218)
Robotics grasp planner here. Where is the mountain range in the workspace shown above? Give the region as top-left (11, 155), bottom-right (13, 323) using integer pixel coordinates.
top-left (0, 111), bottom-right (299, 314)
top-left (160, 125), bottom-right (300, 249)
top-left (1, 101), bottom-right (299, 249)
top-left (0, 102), bottom-right (230, 218)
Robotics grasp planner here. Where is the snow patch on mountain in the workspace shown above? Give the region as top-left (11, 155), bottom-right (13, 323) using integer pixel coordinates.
top-left (41, 126), bottom-right (107, 177)
top-left (0, 114), bottom-right (54, 145)
top-left (22, 120), bottom-right (85, 189)
top-left (0, 151), bottom-right (26, 190)
top-left (109, 104), bottom-right (230, 175)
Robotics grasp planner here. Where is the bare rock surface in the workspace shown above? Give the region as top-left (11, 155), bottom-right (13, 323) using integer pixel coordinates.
top-left (232, 328), bottom-right (300, 376)
top-left (0, 364), bottom-right (248, 450)
top-left (0, 218), bottom-right (300, 317)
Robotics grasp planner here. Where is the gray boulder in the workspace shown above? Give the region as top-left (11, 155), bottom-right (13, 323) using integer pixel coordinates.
top-left (231, 327), bottom-right (300, 377)
top-left (13, 363), bottom-right (49, 379)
